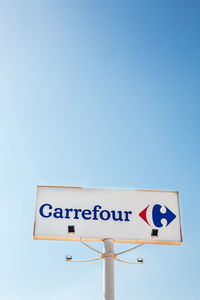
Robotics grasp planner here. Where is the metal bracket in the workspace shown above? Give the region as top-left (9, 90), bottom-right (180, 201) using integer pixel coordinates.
top-left (101, 253), bottom-right (116, 259)
top-left (65, 239), bottom-right (144, 264)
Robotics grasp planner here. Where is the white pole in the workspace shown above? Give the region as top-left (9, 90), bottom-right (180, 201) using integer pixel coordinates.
top-left (103, 239), bottom-right (114, 300)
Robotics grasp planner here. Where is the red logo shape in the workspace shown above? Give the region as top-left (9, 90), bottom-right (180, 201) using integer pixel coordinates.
top-left (139, 205), bottom-right (150, 226)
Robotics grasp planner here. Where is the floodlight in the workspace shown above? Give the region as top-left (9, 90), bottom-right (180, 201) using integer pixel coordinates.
top-left (66, 255), bottom-right (72, 261)
top-left (151, 229), bottom-right (158, 238)
top-left (68, 225), bottom-right (75, 234)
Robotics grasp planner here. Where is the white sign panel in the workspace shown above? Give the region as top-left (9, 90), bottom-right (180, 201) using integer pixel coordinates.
top-left (33, 186), bottom-right (182, 245)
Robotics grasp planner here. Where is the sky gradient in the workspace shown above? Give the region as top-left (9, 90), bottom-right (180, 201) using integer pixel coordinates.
top-left (0, 1), bottom-right (200, 299)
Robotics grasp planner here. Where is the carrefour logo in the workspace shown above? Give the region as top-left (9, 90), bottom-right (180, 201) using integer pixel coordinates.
top-left (139, 204), bottom-right (176, 228)
top-left (39, 203), bottom-right (176, 228)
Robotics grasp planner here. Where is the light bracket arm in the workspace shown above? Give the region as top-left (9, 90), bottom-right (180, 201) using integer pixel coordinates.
top-left (115, 243), bottom-right (144, 256)
top-left (65, 240), bottom-right (144, 264)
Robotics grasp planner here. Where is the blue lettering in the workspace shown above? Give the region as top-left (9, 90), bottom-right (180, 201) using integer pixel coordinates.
top-left (82, 209), bottom-right (92, 220)
top-left (39, 203), bottom-right (133, 223)
top-left (65, 208), bottom-right (73, 219)
top-left (111, 210), bottom-right (123, 221)
top-left (100, 210), bottom-right (110, 220)
top-left (53, 208), bottom-right (63, 218)
top-left (39, 203), bottom-right (52, 218)
top-left (124, 211), bottom-right (132, 221)
top-left (92, 205), bottom-right (102, 220)
top-left (74, 209), bottom-right (82, 219)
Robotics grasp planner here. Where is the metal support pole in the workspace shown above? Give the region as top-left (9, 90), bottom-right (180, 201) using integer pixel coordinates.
top-left (103, 239), bottom-right (114, 300)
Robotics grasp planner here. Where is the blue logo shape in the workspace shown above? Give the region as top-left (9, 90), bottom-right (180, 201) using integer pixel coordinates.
top-left (152, 205), bottom-right (176, 227)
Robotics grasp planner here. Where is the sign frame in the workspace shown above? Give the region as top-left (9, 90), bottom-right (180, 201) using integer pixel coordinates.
top-left (33, 185), bottom-right (182, 245)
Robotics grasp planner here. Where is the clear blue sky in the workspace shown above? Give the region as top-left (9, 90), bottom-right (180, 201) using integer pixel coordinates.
top-left (0, 1), bottom-right (200, 299)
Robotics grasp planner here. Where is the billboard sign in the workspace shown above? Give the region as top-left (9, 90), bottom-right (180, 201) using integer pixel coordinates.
top-left (33, 186), bottom-right (182, 245)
